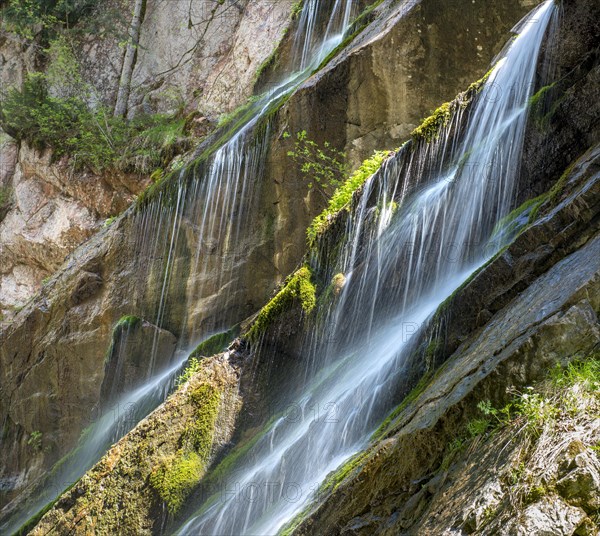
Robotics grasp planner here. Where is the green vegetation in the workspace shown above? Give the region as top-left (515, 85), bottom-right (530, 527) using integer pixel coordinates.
top-left (150, 383), bottom-right (222, 514)
top-left (411, 69), bottom-right (495, 146)
top-left (183, 384), bottom-right (222, 458)
top-left (450, 352), bottom-right (600, 462)
top-left (465, 67), bottom-right (495, 95)
top-left (1, 0), bottom-right (95, 40)
top-left (189, 329), bottom-right (237, 359)
top-left (492, 158), bottom-right (578, 243)
top-left (254, 48), bottom-right (280, 84)
top-left (314, 0), bottom-right (384, 73)
top-left (114, 315), bottom-right (141, 332)
top-left (411, 102), bottom-right (453, 142)
top-left (306, 150), bottom-right (391, 246)
top-left (0, 50), bottom-right (192, 175)
top-left (217, 95), bottom-right (260, 128)
top-left (149, 452), bottom-right (204, 515)
top-left (246, 266), bottom-right (316, 341)
top-left (528, 83), bottom-right (560, 128)
top-left (177, 330), bottom-right (237, 387)
top-left (424, 338), bottom-right (442, 364)
top-left (285, 130), bottom-right (348, 201)
top-left (177, 357), bottom-right (203, 387)
top-left (27, 430), bottom-right (43, 451)
top-left (491, 195), bottom-right (547, 240)
top-left (320, 449), bottom-right (370, 494)
top-left (528, 83), bottom-right (556, 112)
top-left (291, 0), bottom-right (303, 19)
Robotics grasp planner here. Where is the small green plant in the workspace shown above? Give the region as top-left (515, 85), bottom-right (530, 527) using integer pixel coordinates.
top-left (467, 418), bottom-right (491, 438)
top-left (27, 430), bottom-right (43, 451)
top-left (290, 0), bottom-right (303, 19)
top-left (509, 462), bottom-right (526, 486)
top-left (169, 155), bottom-right (186, 172)
top-left (177, 357), bottom-right (202, 387)
top-left (286, 130), bottom-right (348, 202)
top-left (103, 216), bottom-right (117, 227)
top-left (440, 436), bottom-right (467, 471)
top-left (551, 358), bottom-right (600, 391)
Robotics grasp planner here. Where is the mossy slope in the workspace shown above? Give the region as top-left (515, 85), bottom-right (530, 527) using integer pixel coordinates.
top-left (29, 353), bottom-right (242, 535)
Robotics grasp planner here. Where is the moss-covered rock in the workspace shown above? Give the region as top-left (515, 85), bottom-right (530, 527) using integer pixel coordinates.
top-left (28, 352), bottom-right (242, 534)
top-left (307, 150), bottom-right (391, 246)
top-left (246, 266), bottom-right (317, 341)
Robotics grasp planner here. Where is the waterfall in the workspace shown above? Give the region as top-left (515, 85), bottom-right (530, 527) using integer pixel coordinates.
top-left (1, 0), bottom-right (359, 534)
top-left (176, 2), bottom-right (557, 534)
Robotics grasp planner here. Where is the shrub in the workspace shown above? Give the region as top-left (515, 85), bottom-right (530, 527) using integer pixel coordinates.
top-left (27, 430), bottom-right (43, 450)
top-left (285, 130), bottom-right (348, 201)
top-left (1, 0), bottom-right (96, 40)
top-left (0, 72), bottom-right (191, 175)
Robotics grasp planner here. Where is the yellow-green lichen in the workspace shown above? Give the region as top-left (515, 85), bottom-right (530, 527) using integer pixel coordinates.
top-left (307, 150), bottom-right (391, 246)
top-left (246, 266), bottom-right (316, 341)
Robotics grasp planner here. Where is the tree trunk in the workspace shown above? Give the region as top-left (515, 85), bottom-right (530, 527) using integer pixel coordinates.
top-left (113, 0), bottom-right (146, 117)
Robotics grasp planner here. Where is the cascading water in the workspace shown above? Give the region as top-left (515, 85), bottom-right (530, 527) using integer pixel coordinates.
top-left (177, 2), bottom-right (557, 534)
top-left (1, 0), bottom-right (359, 533)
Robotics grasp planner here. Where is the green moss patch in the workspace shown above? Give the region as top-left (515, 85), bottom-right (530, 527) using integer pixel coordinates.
top-left (190, 329), bottom-right (237, 359)
top-left (411, 102), bottom-right (452, 143)
top-left (149, 452), bottom-right (204, 515)
top-left (150, 382), bottom-right (222, 514)
top-left (114, 315), bottom-right (141, 331)
top-left (246, 266), bottom-right (316, 341)
top-left (183, 384), bottom-right (222, 459)
top-left (307, 150), bottom-right (391, 246)
top-left (320, 449), bottom-right (371, 495)
top-left (372, 371), bottom-right (434, 440)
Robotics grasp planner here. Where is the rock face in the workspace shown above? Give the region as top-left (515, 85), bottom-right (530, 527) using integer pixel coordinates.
top-left (274, 0), bottom-right (536, 168)
top-left (0, 0), bottom-right (534, 518)
top-left (100, 317), bottom-right (178, 404)
top-left (0, 144), bottom-right (149, 320)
